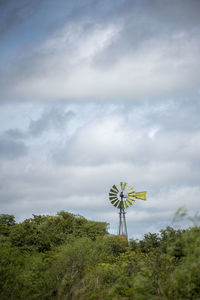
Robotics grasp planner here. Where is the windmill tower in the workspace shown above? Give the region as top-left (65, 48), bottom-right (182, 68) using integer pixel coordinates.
top-left (109, 182), bottom-right (147, 240)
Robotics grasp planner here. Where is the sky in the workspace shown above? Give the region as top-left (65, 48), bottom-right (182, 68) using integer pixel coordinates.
top-left (0, 0), bottom-right (200, 239)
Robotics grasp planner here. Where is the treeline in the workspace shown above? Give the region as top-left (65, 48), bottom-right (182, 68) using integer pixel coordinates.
top-left (0, 212), bottom-right (200, 299)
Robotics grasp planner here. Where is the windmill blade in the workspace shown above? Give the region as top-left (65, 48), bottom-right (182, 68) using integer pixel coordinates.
top-left (128, 192), bottom-right (136, 199)
top-left (123, 182), bottom-right (128, 190)
top-left (128, 191), bottom-right (136, 197)
top-left (112, 185), bottom-right (119, 192)
top-left (117, 201), bottom-right (123, 209)
top-left (109, 196), bottom-right (118, 201)
top-left (128, 198), bottom-right (136, 203)
top-left (110, 188), bottom-right (118, 194)
top-left (127, 187), bottom-right (134, 193)
top-left (124, 199), bottom-right (134, 208)
top-left (134, 191), bottom-right (147, 200)
top-left (124, 201), bottom-right (129, 209)
top-left (116, 200), bottom-right (121, 209)
top-left (113, 200), bottom-right (120, 207)
top-left (109, 192), bottom-right (118, 197)
top-left (111, 199), bottom-right (118, 205)
top-left (128, 197), bottom-right (136, 203)
top-left (127, 199), bottom-right (135, 206)
top-left (120, 182), bottom-right (127, 191)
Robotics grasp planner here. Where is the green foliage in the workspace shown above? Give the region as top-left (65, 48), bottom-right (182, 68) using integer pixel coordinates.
top-left (0, 214), bottom-right (15, 237)
top-left (0, 211), bottom-right (200, 299)
top-left (5, 211), bottom-right (108, 252)
top-left (0, 214), bottom-right (16, 226)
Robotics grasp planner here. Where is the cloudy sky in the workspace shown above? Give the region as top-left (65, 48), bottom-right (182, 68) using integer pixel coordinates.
top-left (0, 0), bottom-right (200, 238)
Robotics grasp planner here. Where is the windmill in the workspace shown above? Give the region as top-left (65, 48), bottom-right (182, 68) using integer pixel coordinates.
top-left (109, 182), bottom-right (147, 240)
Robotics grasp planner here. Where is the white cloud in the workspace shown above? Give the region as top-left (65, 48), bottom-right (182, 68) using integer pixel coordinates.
top-left (0, 101), bottom-right (199, 236)
top-left (1, 15), bottom-right (200, 102)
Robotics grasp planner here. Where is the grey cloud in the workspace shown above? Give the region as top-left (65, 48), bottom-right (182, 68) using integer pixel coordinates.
top-left (4, 106), bottom-right (74, 139)
top-left (92, 0), bottom-right (200, 67)
top-left (5, 128), bottom-right (25, 140)
top-left (28, 107), bottom-right (74, 137)
top-left (0, 106), bottom-right (74, 162)
top-left (0, 0), bottom-right (44, 36)
top-left (1, 0), bottom-right (200, 101)
top-left (0, 135), bottom-right (28, 159)
top-left (146, 0), bottom-right (200, 28)
top-left (119, 0), bottom-right (200, 29)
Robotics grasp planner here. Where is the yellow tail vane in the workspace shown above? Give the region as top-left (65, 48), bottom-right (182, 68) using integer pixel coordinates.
top-left (135, 191), bottom-right (147, 200)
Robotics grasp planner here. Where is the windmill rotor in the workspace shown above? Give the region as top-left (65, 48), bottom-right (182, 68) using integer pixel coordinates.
top-left (109, 182), bottom-right (147, 209)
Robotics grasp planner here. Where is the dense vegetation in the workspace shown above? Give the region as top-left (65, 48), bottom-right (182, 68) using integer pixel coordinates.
top-left (0, 212), bottom-right (200, 299)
